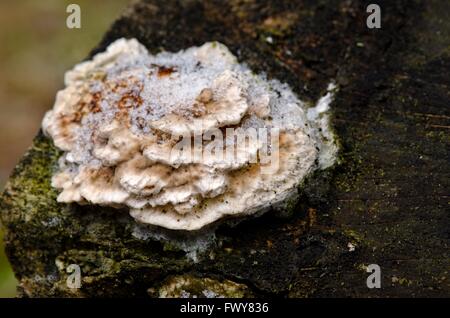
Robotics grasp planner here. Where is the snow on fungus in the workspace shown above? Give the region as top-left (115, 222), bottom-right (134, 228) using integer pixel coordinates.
top-left (42, 38), bottom-right (338, 231)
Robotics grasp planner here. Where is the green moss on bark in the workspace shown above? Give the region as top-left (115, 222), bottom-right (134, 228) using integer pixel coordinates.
top-left (1, 0), bottom-right (449, 297)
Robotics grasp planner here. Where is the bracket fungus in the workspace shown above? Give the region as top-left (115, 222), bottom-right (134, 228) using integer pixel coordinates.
top-left (42, 38), bottom-right (338, 231)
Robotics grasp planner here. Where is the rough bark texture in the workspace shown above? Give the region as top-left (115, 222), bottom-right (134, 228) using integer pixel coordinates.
top-left (1, 0), bottom-right (449, 297)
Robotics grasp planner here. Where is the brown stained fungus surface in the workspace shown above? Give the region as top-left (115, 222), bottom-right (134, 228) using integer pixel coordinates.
top-left (42, 38), bottom-right (337, 231)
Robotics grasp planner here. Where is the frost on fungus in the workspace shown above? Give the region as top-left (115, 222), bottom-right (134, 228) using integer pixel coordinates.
top-left (42, 38), bottom-right (338, 231)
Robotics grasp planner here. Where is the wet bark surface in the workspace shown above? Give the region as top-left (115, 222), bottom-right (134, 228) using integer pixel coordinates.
top-left (1, 0), bottom-right (449, 297)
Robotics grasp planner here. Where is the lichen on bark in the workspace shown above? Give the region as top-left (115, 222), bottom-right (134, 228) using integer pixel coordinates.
top-left (1, 0), bottom-right (449, 297)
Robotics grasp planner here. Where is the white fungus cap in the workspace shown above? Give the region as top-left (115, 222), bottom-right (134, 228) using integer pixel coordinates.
top-left (43, 38), bottom-right (338, 231)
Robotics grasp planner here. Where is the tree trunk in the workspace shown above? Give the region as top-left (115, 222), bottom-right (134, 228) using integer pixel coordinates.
top-left (1, 0), bottom-right (448, 297)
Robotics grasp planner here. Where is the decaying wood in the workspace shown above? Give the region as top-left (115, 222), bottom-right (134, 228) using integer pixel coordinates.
top-left (0, 0), bottom-right (448, 297)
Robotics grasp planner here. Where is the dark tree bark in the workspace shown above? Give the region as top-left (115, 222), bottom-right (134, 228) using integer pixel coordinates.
top-left (1, 0), bottom-right (449, 297)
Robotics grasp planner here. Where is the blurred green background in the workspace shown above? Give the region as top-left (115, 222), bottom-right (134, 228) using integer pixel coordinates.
top-left (0, 0), bottom-right (130, 298)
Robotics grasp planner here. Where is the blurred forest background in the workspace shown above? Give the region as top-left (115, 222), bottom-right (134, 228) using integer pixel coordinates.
top-left (0, 0), bottom-right (130, 297)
